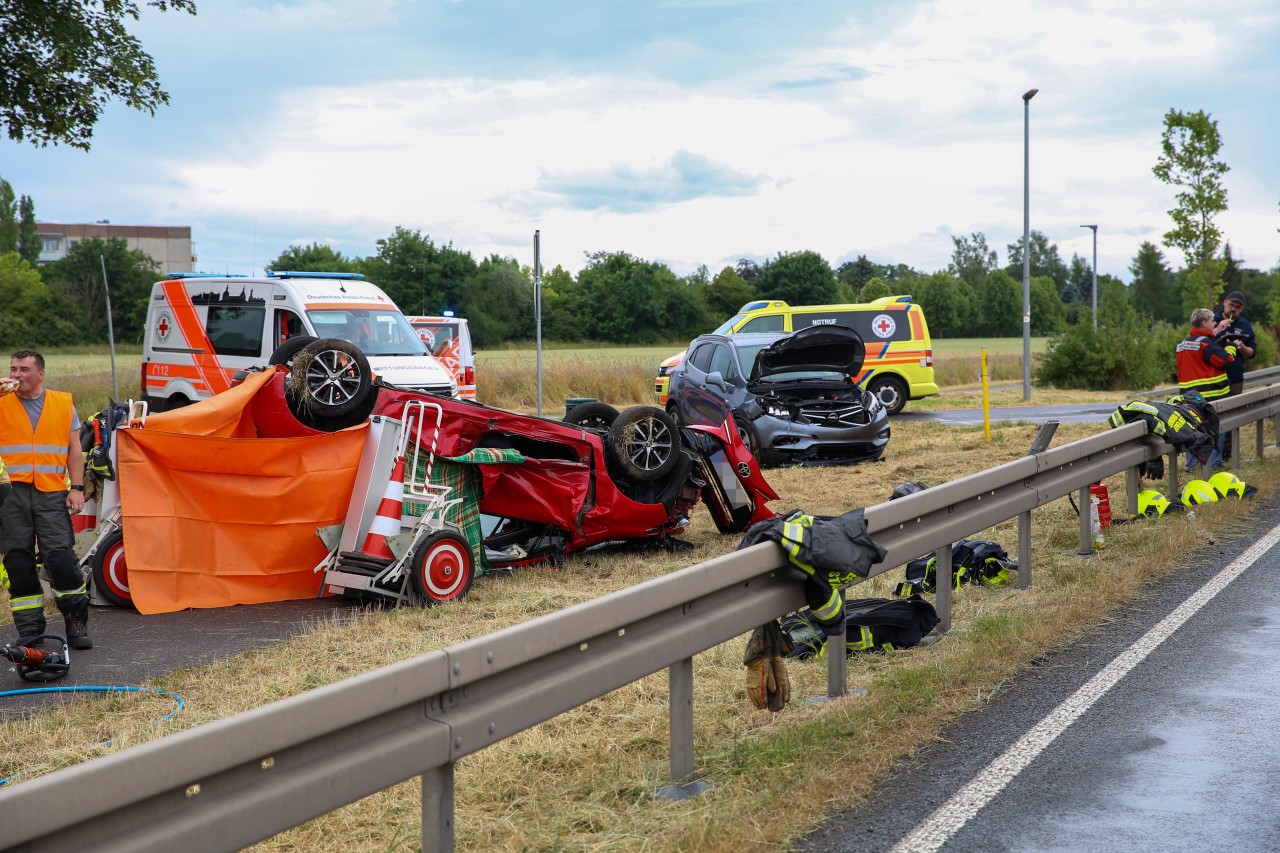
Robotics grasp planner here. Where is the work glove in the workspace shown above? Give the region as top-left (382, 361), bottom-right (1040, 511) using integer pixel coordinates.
top-left (1225, 345), bottom-right (1237, 358)
top-left (743, 620), bottom-right (794, 713)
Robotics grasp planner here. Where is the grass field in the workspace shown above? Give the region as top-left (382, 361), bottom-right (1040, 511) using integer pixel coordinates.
top-left (3, 345), bottom-right (1275, 850)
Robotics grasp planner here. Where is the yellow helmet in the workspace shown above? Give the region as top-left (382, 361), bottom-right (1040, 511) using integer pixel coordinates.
top-left (1137, 489), bottom-right (1173, 518)
top-left (1181, 479), bottom-right (1219, 507)
top-left (1208, 471), bottom-right (1257, 500)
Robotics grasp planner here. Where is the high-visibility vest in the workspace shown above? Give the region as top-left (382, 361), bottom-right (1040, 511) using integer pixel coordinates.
top-left (1176, 333), bottom-right (1231, 399)
top-left (0, 390), bottom-right (74, 492)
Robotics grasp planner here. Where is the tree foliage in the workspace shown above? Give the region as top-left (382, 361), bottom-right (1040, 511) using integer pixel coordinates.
top-left (978, 270), bottom-right (1021, 336)
top-left (1129, 241), bottom-right (1173, 322)
top-left (358, 227), bottom-right (477, 318)
top-left (0, 177), bottom-right (15, 253)
top-left (835, 254), bottom-right (877, 298)
top-left (1029, 275), bottom-right (1065, 334)
top-left (268, 242), bottom-right (357, 274)
top-left (755, 250), bottom-right (837, 306)
top-left (17, 194), bottom-right (37, 264)
top-left (704, 266), bottom-right (755, 319)
top-left (913, 271), bottom-right (974, 338)
top-left (42, 236), bottom-right (159, 343)
top-left (1006, 230), bottom-right (1068, 297)
top-left (1152, 108), bottom-right (1229, 302)
top-left (1, 0), bottom-right (198, 150)
top-left (949, 232), bottom-right (998, 291)
top-left (458, 255), bottom-right (534, 348)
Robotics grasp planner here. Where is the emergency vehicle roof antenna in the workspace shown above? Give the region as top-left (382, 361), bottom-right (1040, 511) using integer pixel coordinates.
top-left (99, 255), bottom-right (120, 401)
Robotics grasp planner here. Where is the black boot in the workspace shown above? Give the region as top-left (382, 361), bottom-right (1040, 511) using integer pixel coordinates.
top-left (57, 593), bottom-right (93, 650)
top-left (12, 606), bottom-right (47, 645)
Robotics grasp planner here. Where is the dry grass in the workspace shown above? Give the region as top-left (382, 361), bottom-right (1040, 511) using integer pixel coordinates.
top-left (3, 413), bottom-right (1277, 852)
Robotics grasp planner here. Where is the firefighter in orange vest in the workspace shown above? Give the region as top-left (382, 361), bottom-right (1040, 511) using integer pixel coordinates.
top-left (0, 350), bottom-right (92, 649)
top-left (1176, 308), bottom-right (1233, 470)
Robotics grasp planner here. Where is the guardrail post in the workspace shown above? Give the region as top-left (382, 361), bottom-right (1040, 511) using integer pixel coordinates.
top-left (1258, 418), bottom-right (1266, 461)
top-left (1230, 427), bottom-right (1240, 470)
top-left (1076, 484), bottom-right (1095, 557)
top-left (1017, 510), bottom-right (1032, 589)
top-left (935, 545), bottom-right (952, 632)
top-left (669, 657), bottom-right (695, 782)
top-left (422, 762), bottom-right (455, 853)
top-left (826, 589), bottom-right (847, 698)
top-left (1126, 466), bottom-right (1139, 518)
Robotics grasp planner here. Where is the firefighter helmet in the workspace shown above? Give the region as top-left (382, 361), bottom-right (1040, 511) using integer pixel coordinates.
top-left (1181, 479), bottom-right (1219, 507)
top-left (1137, 489), bottom-right (1173, 518)
top-left (1208, 471), bottom-right (1257, 500)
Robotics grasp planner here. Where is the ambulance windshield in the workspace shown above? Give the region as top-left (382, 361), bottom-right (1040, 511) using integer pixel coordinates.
top-left (306, 309), bottom-right (430, 357)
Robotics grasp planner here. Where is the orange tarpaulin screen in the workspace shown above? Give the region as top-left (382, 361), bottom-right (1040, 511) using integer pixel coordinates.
top-left (117, 370), bottom-right (366, 614)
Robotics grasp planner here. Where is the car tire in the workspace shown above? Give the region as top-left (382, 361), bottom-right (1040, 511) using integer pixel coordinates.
top-left (90, 528), bottom-right (134, 609)
top-left (732, 414), bottom-right (758, 457)
top-left (607, 406), bottom-right (681, 482)
top-left (616, 448), bottom-right (692, 506)
top-left (868, 376), bottom-right (908, 416)
top-left (268, 335), bottom-right (319, 366)
top-left (407, 529), bottom-right (475, 605)
top-left (563, 402), bottom-right (620, 431)
top-left (287, 338), bottom-right (373, 419)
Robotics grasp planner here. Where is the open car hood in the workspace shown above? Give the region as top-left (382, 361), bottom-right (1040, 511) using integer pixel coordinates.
top-left (748, 324), bottom-right (866, 386)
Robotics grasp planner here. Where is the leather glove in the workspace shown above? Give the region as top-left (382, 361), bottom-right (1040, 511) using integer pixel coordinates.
top-left (766, 655), bottom-right (791, 712)
top-left (746, 657), bottom-right (770, 710)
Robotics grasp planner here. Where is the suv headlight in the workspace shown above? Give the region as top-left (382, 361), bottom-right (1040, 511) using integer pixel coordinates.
top-left (866, 392), bottom-right (883, 414)
top-left (762, 399), bottom-right (789, 418)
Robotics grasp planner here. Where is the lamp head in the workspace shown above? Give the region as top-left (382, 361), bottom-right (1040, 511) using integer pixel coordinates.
top-left (1023, 88), bottom-right (1039, 101)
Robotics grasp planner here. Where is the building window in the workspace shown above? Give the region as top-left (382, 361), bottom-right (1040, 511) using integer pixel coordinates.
top-left (41, 236), bottom-right (62, 252)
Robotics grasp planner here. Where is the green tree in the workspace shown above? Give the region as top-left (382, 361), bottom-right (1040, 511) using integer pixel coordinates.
top-left (358, 227), bottom-right (477, 317)
top-left (978, 270), bottom-right (1021, 336)
top-left (567, 251), bottom-right (702, 344)
top-left (0, 177), bottom-right (15, 253)
top-left (1129, 241), bottom-right (1173, 322)
top-left (704, 266), bottom-right (755, 320)
top-left (539, 264), bottom-right (579, 341)
top-left (858, 276), bottom-right (892, 302)
top-left (876, 262), bottom-right (922, 287)
top-left (734, 259), bottom-right (761, 282)
top-left (836, 255), bottom-right (877, 297)
top-left (1, 0), bottom-right (198, 150)
top-left (43, 236), bottom-right (159, 343)
top-left (0, 251), bottom-right (79, 347)
top-left (755, 250), bottom-right (837, 306)
top-left (1029, 275), bottom-right (1066, 334)
top-left (1006, 230), bottom-right (1069, 296)
top-left (459, 255), bottom-right (534, 347)
top-left (1066, 253), bottom-right (1092, 306)
top-left (268, 242), bottom-right (357, 273)
top-left (17, 194), bottom-right (38, 264)
top-left (949, 232), bottom-right (998, 291)
top-left (913, 271), bottom-right (975, 338)
top-left (1152, 108), bottom-right (1230, 308)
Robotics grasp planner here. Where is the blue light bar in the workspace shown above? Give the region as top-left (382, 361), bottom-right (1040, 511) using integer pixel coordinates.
top-left (266, 271), bottom-right (366, 280)
top-left (443, 309), bottom-right (455, 317)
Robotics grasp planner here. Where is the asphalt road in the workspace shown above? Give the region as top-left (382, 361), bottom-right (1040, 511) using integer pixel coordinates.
top-left (796, 492), bottom-right (1280, 853)
top-left (1, 597), bottom-right (360, 720)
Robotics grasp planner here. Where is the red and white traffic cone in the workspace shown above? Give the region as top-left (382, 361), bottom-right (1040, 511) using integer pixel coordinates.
top-left (359, 455), bottom-right (407, 562)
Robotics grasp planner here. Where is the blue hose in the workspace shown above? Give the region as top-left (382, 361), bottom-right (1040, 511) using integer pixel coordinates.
top-left (0, 685), bottom-right (185, 787)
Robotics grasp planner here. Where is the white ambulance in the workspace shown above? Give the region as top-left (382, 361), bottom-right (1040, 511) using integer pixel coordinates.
top-left (141, 271), bottom-right (457, 411)
top-left (405, 314), bottom-right (477, 401)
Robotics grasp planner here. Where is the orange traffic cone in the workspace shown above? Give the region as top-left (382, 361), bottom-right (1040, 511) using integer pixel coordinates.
top-left (360, 456), bottom-right (407, 561)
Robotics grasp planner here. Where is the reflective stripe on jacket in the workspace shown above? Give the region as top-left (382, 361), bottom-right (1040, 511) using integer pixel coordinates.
top-left (0, 390), bottom-right (74, 491)
top-left (1176, 331), bottom-right (1232, 400)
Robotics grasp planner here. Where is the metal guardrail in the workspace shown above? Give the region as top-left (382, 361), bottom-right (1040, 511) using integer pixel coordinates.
top-left (4, 385), bottom-right (1279, 852)
top-left (1135, 362), bottom-right (1280, 399)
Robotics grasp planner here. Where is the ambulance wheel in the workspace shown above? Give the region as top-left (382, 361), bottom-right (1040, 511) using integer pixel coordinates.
top-left (868, 376), bottom-right (908, 416)
top-left (289, 338), bottom-right (373, 418)
top-left (268, 335), bottom-right (319, 366)
top-left (90, 529), bottom-right (134, 609)
top-left (608, 406), bottom-right (681, 482)
top-left (563, 402), bottom-right (619, 431)
top-left (408, 530), bottom-right (475, 605)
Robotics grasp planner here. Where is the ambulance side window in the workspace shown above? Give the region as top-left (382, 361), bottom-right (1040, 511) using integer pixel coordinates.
top-left (737, 315), bottom-right (783, 333)
top-left (207, 306), bottom-right (266, 357)
top-left (275, 310), bottom-right (305, 348)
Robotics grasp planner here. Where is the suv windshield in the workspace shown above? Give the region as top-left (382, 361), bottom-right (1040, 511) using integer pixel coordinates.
top-left (306, 309), bottom-right (429, 357)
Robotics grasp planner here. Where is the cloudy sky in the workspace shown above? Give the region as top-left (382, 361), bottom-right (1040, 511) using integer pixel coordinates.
top-left (5, 0), bottom-right (1279, 284)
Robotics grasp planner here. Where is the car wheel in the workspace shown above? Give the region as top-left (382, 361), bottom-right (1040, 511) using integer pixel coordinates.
top-left (608, 406), bottom-right (681, 482)
top-left (268, 335), bottom-right (319, 366)
top-left (287, 338), bottom-right (373, 418)
top-left (732, 414), bottom-right (758, 456)
top-left (90, 528), bottom-right (134, 609)
top-left (868, 376), bottom-right (908, 416)
top-left (407, 529), bottom-right (475, 605)
top-left (564, 402), bottom-right (620, 431)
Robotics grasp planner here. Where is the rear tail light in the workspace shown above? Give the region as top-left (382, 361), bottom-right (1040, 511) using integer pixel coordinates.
top-left (463, 365), bottom-right (475, 386)
top-left (923, 350), bottom-right (933, 367)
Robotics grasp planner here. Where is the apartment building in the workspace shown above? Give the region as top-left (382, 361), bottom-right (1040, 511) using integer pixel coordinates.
top-left (37, 222), bottom-right (196, 275)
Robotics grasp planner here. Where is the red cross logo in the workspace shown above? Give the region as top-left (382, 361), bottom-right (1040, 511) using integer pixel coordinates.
top-left (872, 314), bottom-right (896, 338)
top-left (156, 312), bottom-right (172, 343)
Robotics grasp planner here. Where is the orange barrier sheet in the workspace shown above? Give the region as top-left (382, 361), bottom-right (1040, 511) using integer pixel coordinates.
top-left (117, 371), bottom-right (365, 614)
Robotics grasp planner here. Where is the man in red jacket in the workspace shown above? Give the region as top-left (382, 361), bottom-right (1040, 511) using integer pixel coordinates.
top-left (1176, 308), bottom-right (1234, 470)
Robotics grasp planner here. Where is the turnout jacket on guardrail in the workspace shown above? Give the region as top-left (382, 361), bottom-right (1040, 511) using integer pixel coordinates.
top-left (1107, 394), bottom-right (1219, 464)
top-left (738, 508), bottom-right (887, 633)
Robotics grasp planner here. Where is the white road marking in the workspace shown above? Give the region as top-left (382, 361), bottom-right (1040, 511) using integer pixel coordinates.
top-left (892, 522), bottom-right (1280, 853)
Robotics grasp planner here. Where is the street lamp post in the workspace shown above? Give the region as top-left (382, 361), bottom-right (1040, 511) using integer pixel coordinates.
top-left (1022, 88), bottom-right (1038, 402)
top-left (1079, 224), bottom-right (1098, 331)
